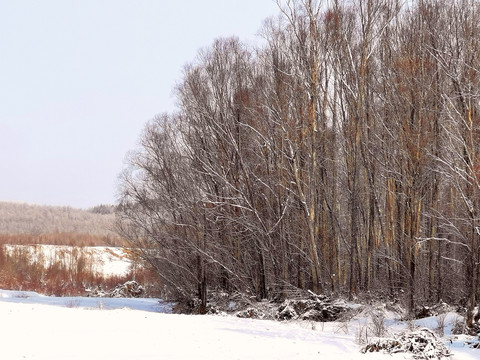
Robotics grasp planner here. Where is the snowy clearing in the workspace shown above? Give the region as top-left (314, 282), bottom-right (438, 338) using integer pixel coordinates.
top-left (4, 244), bottom-right (133, 277)
top-left (0, 289), bottom-right (478, 360)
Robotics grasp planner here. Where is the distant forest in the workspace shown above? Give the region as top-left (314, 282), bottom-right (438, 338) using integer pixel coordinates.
top-left (117, 0), bottom-right (480, 326)
top-left (0, 202), bottom-right (120, 246)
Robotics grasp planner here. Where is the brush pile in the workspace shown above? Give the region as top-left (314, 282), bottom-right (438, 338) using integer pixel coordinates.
top-left (362, 328), bottom-right (451, 359)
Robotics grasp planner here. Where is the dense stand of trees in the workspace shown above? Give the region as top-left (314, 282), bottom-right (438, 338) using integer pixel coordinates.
top-left (0, 202), bottom-right (118, 238)
top-left (117, 0), bottom-right (480, 320)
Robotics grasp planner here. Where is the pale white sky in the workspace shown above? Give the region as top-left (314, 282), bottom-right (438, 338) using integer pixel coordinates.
top-left (0, 0), bottom-right (279, 208)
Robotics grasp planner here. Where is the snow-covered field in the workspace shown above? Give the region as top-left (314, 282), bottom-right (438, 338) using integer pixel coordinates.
top-left (0, 289), bottom-right (478, 360)
top-left (4, 244), bottom-right (133, 277)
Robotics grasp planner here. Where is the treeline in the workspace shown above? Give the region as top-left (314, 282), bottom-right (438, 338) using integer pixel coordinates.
top-left (0, 233), bottom-right (124, 247)
top-left (117, 0), bottom-right (480, 322)
top-left (0, 202), bottom-right (117, 238)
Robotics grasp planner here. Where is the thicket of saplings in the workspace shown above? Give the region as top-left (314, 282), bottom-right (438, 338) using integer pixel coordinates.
top-left (0, 233), bottom-right (156, 297)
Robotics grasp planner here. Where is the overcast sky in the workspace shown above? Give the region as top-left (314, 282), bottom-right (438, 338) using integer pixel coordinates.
top-left (0, 1), bottom-right (279, 209)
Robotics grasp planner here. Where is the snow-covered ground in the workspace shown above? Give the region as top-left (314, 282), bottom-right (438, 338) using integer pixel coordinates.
top-left (0, 289), bottom-right (478, 360)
